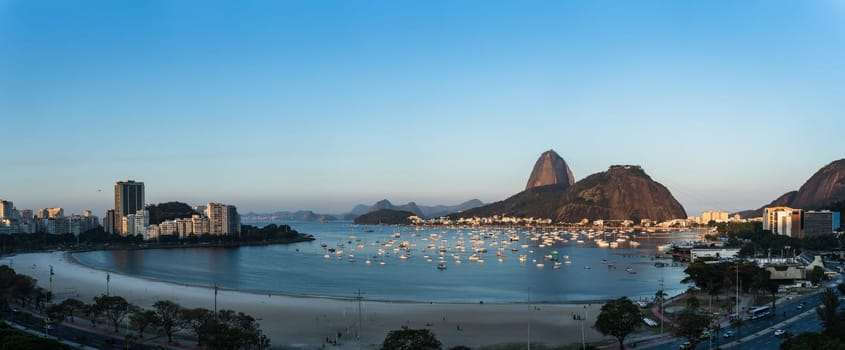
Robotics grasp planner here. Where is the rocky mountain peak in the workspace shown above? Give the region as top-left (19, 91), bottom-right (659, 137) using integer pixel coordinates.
top-left (525, 150), bottom-right (575, 191)
top-left (789, 159), bottom-right (845, 209)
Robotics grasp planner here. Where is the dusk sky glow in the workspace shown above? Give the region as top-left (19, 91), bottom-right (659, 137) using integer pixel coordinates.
top-left (2, 1), bottom-right (844, 216)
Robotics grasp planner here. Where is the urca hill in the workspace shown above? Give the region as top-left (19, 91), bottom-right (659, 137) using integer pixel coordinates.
top-left (453, 150), bottom-right (687, 223)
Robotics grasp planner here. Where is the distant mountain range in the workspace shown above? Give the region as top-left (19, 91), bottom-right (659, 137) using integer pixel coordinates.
top-left (240, 199), bottom-right (485, 222)
top-left (348, 199), bottom-right (485, 219)
top-left (737, 159), bottom-right (845, 218)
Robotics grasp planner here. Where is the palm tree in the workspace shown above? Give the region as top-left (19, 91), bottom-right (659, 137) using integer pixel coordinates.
top-left (654, 289), bottom-right (668, 305)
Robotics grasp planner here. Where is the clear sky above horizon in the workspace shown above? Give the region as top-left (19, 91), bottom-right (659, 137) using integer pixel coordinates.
top-left (2, 1), bottom-right (844, 217)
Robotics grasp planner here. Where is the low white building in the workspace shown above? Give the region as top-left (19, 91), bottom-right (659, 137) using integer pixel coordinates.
top-left (690, 248), bottom-right (741, 262)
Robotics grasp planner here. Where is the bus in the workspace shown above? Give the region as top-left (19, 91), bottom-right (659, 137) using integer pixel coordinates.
top-left (748, 305), bottom-right (771, 320)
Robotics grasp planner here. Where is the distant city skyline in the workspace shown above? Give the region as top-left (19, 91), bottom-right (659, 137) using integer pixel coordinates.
top-left (2, 1), bottom-right (844, 217)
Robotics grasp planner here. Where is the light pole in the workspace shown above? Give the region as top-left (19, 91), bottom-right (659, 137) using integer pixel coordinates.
top-left (580, 305), bottom-right (587, 350)
top-left (106, 273), bottom-right (110, 296)
top-left (527, 288), bottom-right (531, 350)
top-left (355, 289), bottom-right (364, 350)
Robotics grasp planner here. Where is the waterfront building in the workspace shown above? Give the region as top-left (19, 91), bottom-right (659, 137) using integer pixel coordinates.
top-left (147, 225), bottom-right (160, 240)
top-left (134, 210), bottom-right (149, 239)
top-left (114, 180), bottom-right (145, 235)
top-left (700, 211), bottom-right (729, 224)
top-left (159, 220), bottom-right (177, 236)
top-left (175, 218), bottom-right (193, 237)
top-left (122, 214), bottom-right (136, 237)
top-left (191, 214), bottom-right (210, 235)
top-left (19, 209), bottom-right (33, 220)
top-left (104, 210), bottom-right (116, 234)
top-left (206, 202), bottom-right (240, 236)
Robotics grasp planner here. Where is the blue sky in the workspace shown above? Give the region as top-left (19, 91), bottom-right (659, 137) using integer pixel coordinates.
top-left (2, 0), bottom-right (844, 216)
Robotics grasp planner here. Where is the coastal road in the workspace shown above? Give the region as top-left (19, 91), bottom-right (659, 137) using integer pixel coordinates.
top-left (645, 289), bottom-right (831, 350)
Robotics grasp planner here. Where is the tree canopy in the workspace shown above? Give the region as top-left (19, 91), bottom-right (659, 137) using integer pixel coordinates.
top-left (379, 327), bottom-right (442, 350)
top-left (595, 297), bottom-right (642, 350)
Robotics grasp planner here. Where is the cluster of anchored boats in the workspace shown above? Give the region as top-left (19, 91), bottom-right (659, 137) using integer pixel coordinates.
top-left (317, 227), bottom-right (654, 272)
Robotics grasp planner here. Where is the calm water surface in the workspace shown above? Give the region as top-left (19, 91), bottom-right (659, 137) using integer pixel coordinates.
top-left (73, 222), bottom-right (695, 303)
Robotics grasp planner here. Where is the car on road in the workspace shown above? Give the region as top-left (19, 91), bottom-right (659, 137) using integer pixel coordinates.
top-left (700, 330), bottom-right (711, 340)
top-left (774, 329), bottom-right (786, 337)
top-left (679, 341), bottom-right (692, 350)
top-left (796, 304), bottom-right (804, 310)
top-left (723, 330), bottom-right (735, 338)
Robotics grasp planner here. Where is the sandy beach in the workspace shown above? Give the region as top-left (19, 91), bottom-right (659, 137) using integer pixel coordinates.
top-left (1, 252), bottom-right (613, 349)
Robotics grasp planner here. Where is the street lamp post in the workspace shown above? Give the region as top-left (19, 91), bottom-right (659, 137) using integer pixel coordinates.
top-left (106, 273), bottom-right (110, 296)
top-left (580, 305), bottom-right (588, 350)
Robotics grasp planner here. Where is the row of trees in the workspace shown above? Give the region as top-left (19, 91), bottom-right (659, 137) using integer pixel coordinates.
top-left (1, 264), bottom-right (268, 350)
top-left (45, 296), bottom-right (269, 349)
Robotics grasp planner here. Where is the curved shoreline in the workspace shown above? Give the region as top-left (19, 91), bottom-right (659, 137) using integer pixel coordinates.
top-left (2, 251), bottom-right (615, 349)
top-left (68, 249), bottom-right (658, 305)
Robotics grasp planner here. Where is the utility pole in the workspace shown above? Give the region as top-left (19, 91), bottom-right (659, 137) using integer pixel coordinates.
top-left (214, 284), bottom-right (218, 317)
top-left (581, 305), bottom-right (586, 350)
top-left (49, 265), bottom-right (54, 295)
top-left (106, 272), bottom-right (110, 296)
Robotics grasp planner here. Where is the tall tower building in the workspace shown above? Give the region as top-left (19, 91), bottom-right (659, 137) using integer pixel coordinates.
top-left (0, 199), bottom-right (13, 219)
top-left (114, 180), bottom-right (145, 235)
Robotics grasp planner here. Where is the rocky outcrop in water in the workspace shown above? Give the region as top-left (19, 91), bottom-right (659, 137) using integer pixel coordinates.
top-left (353, 209), bottom-right (415, 225)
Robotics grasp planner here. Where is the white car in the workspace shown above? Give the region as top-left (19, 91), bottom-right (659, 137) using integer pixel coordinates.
top-left (723, 330), bottom-right (734, 338)
top-left (774, 329), bottom-right (786, 337)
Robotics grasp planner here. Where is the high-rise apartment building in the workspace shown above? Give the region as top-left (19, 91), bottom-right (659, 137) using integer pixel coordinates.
top-left (104, 209), bottom-right (116, 234)
top-left (114, 180), bottom-right (145, 235)
top-left (205, 202), bottom-right (240, 236)
top-left (0, 199), bottom-right (14, 219)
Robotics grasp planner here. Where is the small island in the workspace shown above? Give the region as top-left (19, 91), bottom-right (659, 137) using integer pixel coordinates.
top-left (353, 209), bottom-right (415, 225)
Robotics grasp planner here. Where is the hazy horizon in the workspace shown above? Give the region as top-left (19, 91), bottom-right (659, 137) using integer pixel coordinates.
top-left (3, 1), bottom-right (844, 218)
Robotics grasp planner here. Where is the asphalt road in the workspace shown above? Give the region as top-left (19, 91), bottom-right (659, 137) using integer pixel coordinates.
top-left (646, 283), bottom-right (840, 350)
